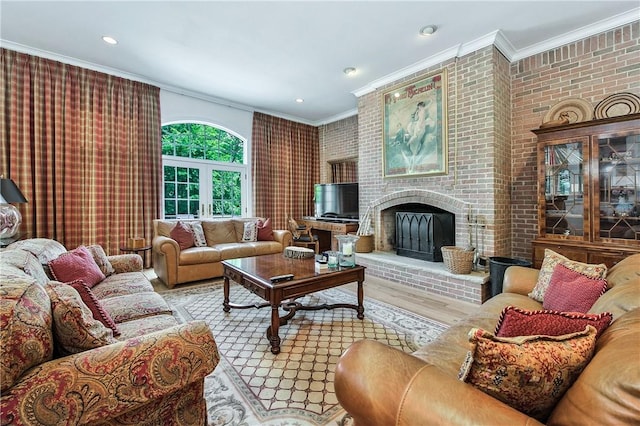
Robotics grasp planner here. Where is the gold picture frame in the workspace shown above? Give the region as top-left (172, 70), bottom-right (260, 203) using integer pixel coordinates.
top-left (382, 70), bottom-right (448, 177)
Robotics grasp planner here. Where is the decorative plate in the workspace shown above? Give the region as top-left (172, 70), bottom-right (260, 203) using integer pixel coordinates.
top-left (594, 92), bottom-right (640, 119)
top-left (542, 98), bottom-right (594, 126)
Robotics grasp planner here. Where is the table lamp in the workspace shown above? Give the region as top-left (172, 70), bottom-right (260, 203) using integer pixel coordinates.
top-left (0, 177), bottom-right (28, 239)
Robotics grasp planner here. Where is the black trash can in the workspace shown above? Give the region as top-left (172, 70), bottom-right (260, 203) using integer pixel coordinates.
top-left (489, 257), bottom-right (532, 297)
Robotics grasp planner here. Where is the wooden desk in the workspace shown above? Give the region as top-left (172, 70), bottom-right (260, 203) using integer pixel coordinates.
top-left (302, 219), bottom-right (359, 252)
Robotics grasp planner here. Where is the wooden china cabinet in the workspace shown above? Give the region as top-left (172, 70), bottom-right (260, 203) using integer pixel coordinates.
top-left (531, 113), bottom-right (640, 268)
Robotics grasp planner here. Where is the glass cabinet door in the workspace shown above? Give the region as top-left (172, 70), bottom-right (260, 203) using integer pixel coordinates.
top-left (543, 141), bottom-right (585, 237)
top-left (597, 132), bottom-right (640, 241)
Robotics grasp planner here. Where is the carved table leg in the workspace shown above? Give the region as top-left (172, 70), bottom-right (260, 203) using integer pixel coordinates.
top-left (267, 303), bottom-right (281, 354)
top-left (356, 278), bottom-right (365, 319)
top-left (223, 275), bottom-right (231, 312)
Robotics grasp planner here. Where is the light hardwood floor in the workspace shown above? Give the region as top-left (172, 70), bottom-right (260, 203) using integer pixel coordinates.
top-left (148, 269), bottom-right (476, 327)
top-left (340, 275), bottom-right (477, 326)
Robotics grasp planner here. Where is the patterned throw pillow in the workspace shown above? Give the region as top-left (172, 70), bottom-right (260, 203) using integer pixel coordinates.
top-left (66, 280), bottom-right (120, 336)
top-left (543, 264), bottom-right (608, 313)
top-left (48, 246), bottom-right (106, 288)
top-left (495, 306), bottom-right (612, 338)
top-left (45, 282), bottom-right (117, 355)
top-left (0, 278), bottom-right (54, 392)
top-left (528, 249), bottom-right (607, 302)
top-left (458, 326), bottom-right (597, 422)
top-left (257, 218), bottom-right (274, 241)
top-left (85, 244), bottom-right (116, 276)
top-left (242, 221), bottom-right (258, 242)
top-left (189, 221), bottom-right (208, 247)
top-left (170, 221), bottom-right (195, 250)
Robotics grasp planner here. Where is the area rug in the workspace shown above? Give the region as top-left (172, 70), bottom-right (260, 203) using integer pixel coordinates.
top-left (160, 281), bottom-right (448, 426)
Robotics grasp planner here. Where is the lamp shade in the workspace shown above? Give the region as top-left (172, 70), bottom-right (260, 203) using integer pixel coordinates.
top-left (0, 178), bottom-right (27, 204)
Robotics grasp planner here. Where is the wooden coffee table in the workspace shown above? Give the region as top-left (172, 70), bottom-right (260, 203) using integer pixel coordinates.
top-left (222, 253), bottom-right (365, 354)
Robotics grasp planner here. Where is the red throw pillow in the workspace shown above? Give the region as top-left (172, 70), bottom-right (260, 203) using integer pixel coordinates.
top-left (48, 246), bottom-right (106, 288)
top-left (67, 280), bottom-right (120, 336)
top-left (495, 306), bottom-right (612, 339)
top-left (543, 263), bottom-right (607, 313)
top-left (257, 218), bottom-right (274, 241)
top-left (170, 221), bottom-right (195, 250)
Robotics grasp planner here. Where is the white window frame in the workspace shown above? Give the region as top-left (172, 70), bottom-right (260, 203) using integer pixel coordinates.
top-left (161, 122), bottom-right (252, 219)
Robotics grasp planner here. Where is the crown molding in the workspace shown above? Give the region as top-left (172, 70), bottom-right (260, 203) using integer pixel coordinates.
top-left (4, 8), bottom-right (638, 127)
top-left (511, 8), bottom-right (640, 61)
top-left (314, 108), bottom-right (358, 126)
top-left (351, 44), bottom-right (464, 98)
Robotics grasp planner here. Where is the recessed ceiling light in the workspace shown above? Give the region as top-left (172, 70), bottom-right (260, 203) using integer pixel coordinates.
top-left (419, 25), bottom-right (437, 36)
top-left (295, 98), bottom-right (304, 103)
top-left (343, 67), bottom-right (357, 76)
top-left (102, 36), bottom-right (118, 45)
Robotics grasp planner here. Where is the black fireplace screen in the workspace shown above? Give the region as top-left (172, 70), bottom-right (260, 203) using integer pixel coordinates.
top-left (395, 212), bottom-right (455, 262)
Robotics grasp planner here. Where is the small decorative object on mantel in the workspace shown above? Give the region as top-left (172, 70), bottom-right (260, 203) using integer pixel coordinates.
top-left (540, 97), bottom-right (594, 128)
top-left (594, 92), bottom-right (640, 119)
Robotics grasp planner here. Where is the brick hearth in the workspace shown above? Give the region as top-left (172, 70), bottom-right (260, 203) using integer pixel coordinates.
top-left (356, 251), bottom-right (489, 305)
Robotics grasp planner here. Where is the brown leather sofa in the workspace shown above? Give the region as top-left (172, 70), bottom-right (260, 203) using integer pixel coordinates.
top-left (335, 254), bottom-right (640, 425)
top-left (152, 218), bottom-right (292, 288)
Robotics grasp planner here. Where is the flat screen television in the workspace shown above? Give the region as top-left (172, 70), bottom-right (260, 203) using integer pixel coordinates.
top-left (314, 183), bottom-right (359, 220)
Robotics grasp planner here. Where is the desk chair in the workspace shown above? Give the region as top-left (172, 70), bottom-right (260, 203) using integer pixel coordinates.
top-left (288, 217), bottom-right (319, 253)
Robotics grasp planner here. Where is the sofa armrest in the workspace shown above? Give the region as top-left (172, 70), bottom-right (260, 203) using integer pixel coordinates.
top-left (107, 254), bottom-right (143, 273)
top-left (152, 236), bottom-right (181, 287)
top-left (336, 340), bottom-right (541, 426)
top-left (502, 265), bottom-right (540, 296)
top-left (1, 321), bottom-right (219, 425)
top-left (153, 235), bottom-right (180, 257)
top-left (272, 229), bottom-right (293, 248)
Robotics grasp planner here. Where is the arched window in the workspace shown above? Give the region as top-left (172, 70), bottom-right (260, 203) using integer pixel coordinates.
top-left (161, 123), bottom-right (249, 218)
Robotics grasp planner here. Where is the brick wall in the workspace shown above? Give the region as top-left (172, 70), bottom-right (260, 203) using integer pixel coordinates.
top-left (511, 21), bottom-right (640, 259)
top-left (356, 47), bottom-right (508, 255)
top-left (318, 115), bottom-right (358, 183)
top-left (321, 21), bottom-right (639, 260)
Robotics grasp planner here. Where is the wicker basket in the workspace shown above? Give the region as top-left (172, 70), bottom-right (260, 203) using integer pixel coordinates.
top-left (441, 246), bottom-right (475, 274)
top-left (349, 233), bottom-right (374, 253)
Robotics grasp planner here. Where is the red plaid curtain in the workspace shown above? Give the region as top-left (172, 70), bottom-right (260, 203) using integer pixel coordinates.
top-left (331, 161), bottom-right (358, 183)
top-left (252, 112), bottom-right (319, 230)
top-left (0, 49), bottom-right (161, 254)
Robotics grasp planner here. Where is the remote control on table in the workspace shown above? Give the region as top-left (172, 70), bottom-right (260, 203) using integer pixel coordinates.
top-left (270, 274), bottom-right (294, 283)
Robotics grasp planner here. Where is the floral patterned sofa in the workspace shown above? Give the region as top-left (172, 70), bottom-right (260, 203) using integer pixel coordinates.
top-left (0, 238), bottom-right (219, 425)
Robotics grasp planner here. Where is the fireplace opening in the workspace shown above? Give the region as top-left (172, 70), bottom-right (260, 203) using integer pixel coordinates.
top-left (394, 204), bottom-right (455, 262)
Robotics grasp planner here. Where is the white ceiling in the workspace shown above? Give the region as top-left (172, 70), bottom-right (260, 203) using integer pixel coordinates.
top-left (1, 1), bottom-right (639, 125)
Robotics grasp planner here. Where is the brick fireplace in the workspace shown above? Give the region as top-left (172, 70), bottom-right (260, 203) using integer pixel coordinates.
top-left (355, 189), bottom-right (489, 304)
